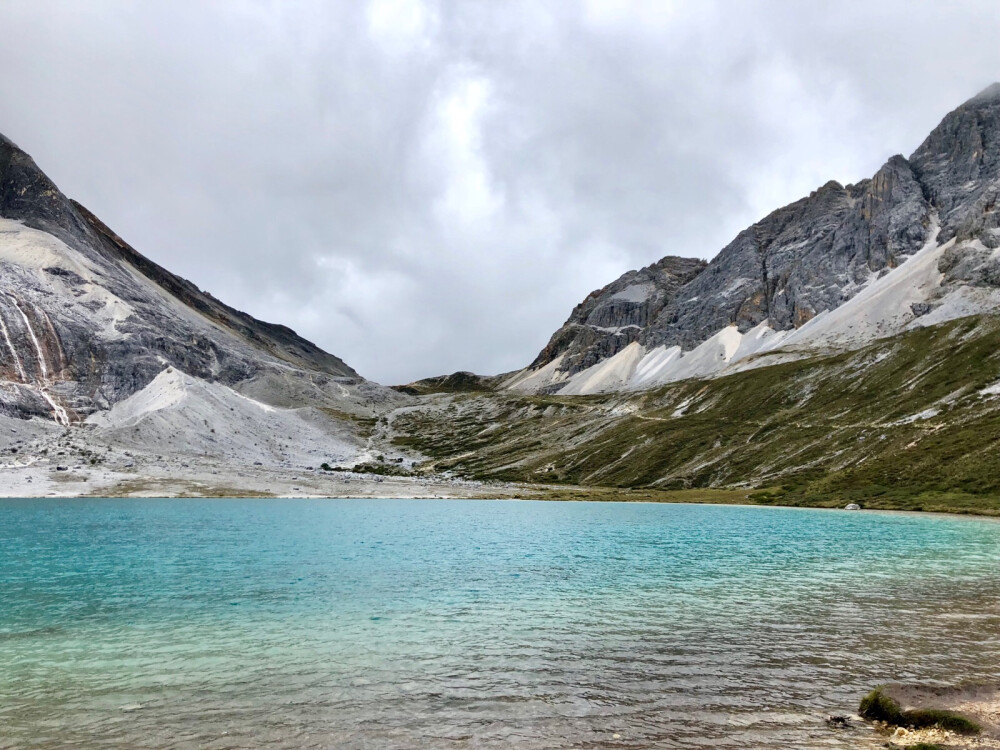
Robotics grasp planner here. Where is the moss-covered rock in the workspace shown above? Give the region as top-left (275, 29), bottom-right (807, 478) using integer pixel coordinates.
top-left (859, 687), bottom-right (981, 735)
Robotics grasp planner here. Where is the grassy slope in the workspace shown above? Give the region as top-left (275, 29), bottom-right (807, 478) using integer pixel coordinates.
top-left (389, 316), bottom-right (1000, 515)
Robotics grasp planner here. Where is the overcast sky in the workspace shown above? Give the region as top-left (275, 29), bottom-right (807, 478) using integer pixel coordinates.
top-left (0, 1), bottom-right (998, 383)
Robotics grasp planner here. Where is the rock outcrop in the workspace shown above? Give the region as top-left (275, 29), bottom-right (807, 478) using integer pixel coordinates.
top-left (530, 256), bottom-right (706, 374)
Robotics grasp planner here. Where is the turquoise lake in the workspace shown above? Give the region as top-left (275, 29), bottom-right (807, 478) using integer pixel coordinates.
top-left (1, 499), bottom-right (999, 749)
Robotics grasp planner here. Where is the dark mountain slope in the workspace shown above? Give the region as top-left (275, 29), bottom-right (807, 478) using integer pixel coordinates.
top-left (0, 132), bottom-right (362, 423)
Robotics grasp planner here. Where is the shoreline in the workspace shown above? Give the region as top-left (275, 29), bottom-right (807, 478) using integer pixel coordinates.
top-left (2, 460), bottom-right (999, 519)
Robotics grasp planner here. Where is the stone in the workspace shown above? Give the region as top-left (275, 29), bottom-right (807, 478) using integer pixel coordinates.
top-left (531, 256), bottom-right (706, 374)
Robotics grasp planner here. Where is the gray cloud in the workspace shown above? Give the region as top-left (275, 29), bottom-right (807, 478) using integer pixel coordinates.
top-left (0, 0), bottom-right (998, 383)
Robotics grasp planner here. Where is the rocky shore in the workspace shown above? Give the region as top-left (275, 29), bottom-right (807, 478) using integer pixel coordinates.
top-left (859, 684), bottom-right (1000, 749)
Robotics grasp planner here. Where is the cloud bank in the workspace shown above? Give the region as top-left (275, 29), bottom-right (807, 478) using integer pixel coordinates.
top-left (0, 1), bottom-right (998, 383)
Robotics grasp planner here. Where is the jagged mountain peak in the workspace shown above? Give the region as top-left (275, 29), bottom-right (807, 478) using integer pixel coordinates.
top-left (511, 87), bottom-right (1000, 396)
top-left (528, 255), bottom-right (706, 375)
top-left (0, 131), bottom-right (94, 252)
top-left (908, 84), bottom-right (1000, 245)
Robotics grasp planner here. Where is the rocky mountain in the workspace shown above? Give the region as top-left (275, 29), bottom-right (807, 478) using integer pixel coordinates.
top-left (0, 132), bottom-right (370, 420)
top-left (0, 132), bottom-right (410, 486)
top-left (507, 83), bottom-right (1000, 395)
top-left (527, 256), bottom-right (707, 375)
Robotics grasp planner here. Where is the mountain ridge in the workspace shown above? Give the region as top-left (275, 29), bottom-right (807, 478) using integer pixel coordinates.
top-left (505, 83), bottom-right (1000, 395)
top-left (0, 131), bottom-right (417, 495)
top-left (4, 86), bottom-right (1000, 507)
top-left (0, 132), bottom-right (368, 427)
top-left (0, 133), bottom-right (357, 382)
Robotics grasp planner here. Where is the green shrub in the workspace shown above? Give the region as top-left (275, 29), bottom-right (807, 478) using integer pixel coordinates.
top-left (859, 687), bottom-right (903, 724)
top-left (905, 708), bottom-right (981, 735)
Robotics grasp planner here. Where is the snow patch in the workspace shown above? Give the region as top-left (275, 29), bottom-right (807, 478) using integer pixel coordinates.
top-left (631, 345), bottom-right (683, 387)
top-left (730, 321), bottom-right (790, 362)
top-left (891, 408), bottom-right (941, 425)
top-left (671, 397), bottom-right (693, 417)
top-left (502, 355), bottom-right (569, 393)
top-left (554, 324), bottom-right (751, 394)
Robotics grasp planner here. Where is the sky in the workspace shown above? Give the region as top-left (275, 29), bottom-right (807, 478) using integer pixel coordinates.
top-left (0, 1), bottom-right (998, 384)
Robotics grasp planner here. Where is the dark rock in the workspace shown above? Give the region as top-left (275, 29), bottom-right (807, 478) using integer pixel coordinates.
top-left (909, 82), bottom-right (1000, 245)
top-left (531, 256), bottom-right (706, 374)
top-left (394, 370), bottom-right (500, 395)
top-left (642, 156), bottom-right (930, 352)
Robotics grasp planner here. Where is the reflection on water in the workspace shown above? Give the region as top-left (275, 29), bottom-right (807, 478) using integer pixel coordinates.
top-left (1, 499), bottom-right (998, 749)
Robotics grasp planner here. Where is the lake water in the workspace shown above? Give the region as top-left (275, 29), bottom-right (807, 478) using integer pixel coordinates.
top-left (1, 499), bottom-right (999, 749)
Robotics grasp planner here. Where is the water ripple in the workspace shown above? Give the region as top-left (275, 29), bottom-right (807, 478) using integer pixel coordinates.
top-left (0, 499), bottom-right (999, 749)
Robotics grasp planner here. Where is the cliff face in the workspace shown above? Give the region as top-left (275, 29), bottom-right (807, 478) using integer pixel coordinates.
top-left (647, 155), bottom-right (931, 349)
top-left (530, 256), bottom-right (706, 374)
top-left (515, 84), bottom-right (1000, 394)
top-left (0, 133), bottom-right (362, 423)
top-left (910, 82), bottom-right (1000, 247)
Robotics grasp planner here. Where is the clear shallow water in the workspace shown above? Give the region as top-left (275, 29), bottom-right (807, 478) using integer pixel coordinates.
top-left (1, 499), bottom-right (999, 749)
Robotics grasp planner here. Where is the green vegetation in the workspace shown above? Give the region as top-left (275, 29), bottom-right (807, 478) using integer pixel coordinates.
top-left (531, 486), bottom-right (749, 504)
top-left (859, 687), bottom-right (906, 724)
top-left (905, 709), bottom-right (982, 735)
top-left (386, 316), bottom-right (1000, 515)
top-left (317, 408), bottom-right (377, 429)
top-left (858, 687), bottom-right (981, 735)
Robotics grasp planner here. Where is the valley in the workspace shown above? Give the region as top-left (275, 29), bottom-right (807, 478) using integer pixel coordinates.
top-left (3, 87), bottom-right (1000, 516)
